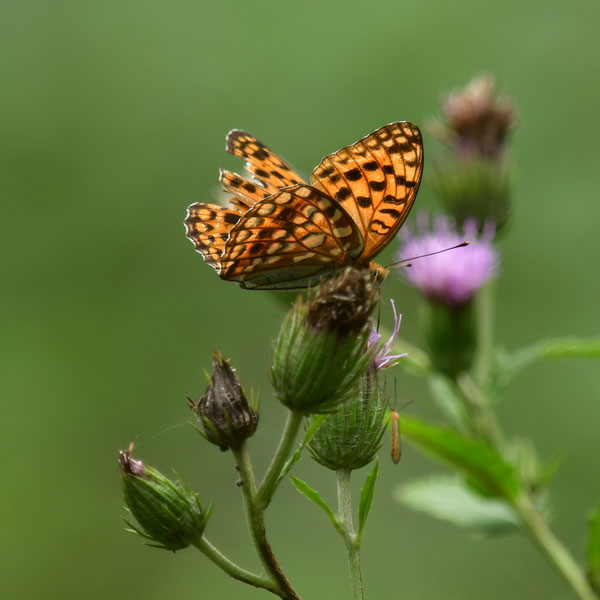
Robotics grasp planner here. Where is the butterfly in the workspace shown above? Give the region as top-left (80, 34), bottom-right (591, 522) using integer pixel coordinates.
top-left (184, 122), bottom-right (423, 290)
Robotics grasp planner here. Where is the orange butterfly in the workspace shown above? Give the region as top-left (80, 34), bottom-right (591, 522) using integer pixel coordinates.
top-left (185, 122), bottom-right (423, 290)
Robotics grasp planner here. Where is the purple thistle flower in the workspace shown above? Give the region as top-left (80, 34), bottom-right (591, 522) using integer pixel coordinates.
top-left (397, 214), bottom-right (499, 307)
top-left (367, 300), bottom-right (406, 371)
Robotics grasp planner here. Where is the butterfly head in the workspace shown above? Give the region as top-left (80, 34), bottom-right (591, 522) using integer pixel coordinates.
top-left (369, 262), bottom-right (389, 288)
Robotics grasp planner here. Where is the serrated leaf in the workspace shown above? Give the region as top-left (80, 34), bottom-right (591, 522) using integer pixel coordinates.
top-left (400, 416), bottom-right (521, 500)
top-left (395, 475), bottom-right (520, 535)
top-left (358, 461), bottom-right (379, 540)
top-left (290, 475), bottom-right (343, 535)
top-left (587, 504), bottom-right (600, 592)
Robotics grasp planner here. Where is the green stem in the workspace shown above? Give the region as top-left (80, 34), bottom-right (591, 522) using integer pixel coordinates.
top-left (456, 375), bottom-right (597, 599)
top-left (336, 468), bottom-right (364, 600)
top-left (514, 495), bottom-right (598, 600)
top-left (392, 277), bottom-right (598, 599)
top-left (257, 410), bottom-right (304, 508)
top-left (455, 372), bottom-right (508, 450)
top-left (232, 442), bottom-right (301, 600)
top-left (474, 280), bottom-right (496, 387)
top-left (193, 535), bottom-right (278, 594)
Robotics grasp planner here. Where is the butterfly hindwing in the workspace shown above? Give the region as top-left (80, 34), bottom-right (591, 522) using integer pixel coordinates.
top-left (219, 169), bottom-right (271, 209)
top-left (184, 203), bottom-right (243, 270)
top-left (218, 184), bottom-right (364, 290)
top-left (225, 130), bottom-right (306, 192)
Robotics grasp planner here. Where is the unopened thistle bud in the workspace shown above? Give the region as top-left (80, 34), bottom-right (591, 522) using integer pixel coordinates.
top-left (429, 75), bottom-right (517, 230)
top-left (189, 351), bottom-right (258, 451)
top-left (270, 267), bottom-right (378, 413)
top-left (437, 74), bottom-right (516, 159)
top-left (308, 371), bottom-right (388, 470)
top-left (119, 446), bottom-right (210, 551)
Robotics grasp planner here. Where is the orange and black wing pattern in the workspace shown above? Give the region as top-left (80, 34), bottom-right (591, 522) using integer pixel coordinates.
top-left (218, 184), bottom-right (363, 289)
top-left (220, 130), bottom-right (306, 209)
top-left (310, 122), bottom-right (423, 262)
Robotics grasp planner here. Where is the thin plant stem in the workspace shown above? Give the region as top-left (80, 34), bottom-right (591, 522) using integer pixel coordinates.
top-left (455, 372), bottom-right (508, 450)
top-left (257, 410), bottom-right (304, 508)
top-left (474, 279), bottom-right (496, 387)
top-left (514, 494), bottom-right (598, 600)
top-left (193, 535), bottom-right (279, 594)
top-left (336, 468), bottom-right (364, 600)
top-left (456, 374), bottom-right (597, 600)
top-left (460, 283), bottom-right (598, 600)
top-left (232, 442), bottom-right (301, 600)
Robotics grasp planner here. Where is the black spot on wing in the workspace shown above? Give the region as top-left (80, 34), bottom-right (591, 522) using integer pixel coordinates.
top-left (224, 212), bottom-right (241, 225)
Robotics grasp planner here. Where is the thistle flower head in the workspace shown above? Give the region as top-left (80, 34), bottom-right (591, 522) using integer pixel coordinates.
top-left (397, 214), bottom-right (499, 307)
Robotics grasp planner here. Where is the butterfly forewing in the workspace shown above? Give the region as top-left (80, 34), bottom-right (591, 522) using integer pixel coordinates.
top-left (218, 184), bottom-right (364, 289)
top-left (310, 122), bottom-right (423, 261)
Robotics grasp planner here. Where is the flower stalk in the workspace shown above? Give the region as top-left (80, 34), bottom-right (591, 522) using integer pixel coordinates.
top-left (258, 410), bottom-right (304, 508)
top-left (232, 440), bottom-right (301, 600)
top-left (456, 374), bottom-right (598, 600)
top-left (193, 536), bottom-right (279, 594)
top-left (337, 468), bottom-right (364, 600)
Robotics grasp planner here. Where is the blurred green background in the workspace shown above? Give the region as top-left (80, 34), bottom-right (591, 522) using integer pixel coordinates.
top-left (2, 1), bottom-right (599, 598)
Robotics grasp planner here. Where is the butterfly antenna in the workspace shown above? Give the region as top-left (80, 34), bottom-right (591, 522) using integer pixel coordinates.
top-left (385, 241), bottom-right (469, 269)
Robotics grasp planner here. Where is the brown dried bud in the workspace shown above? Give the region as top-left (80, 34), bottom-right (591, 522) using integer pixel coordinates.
top-left (119, 443), bottom-right (148, 478)
top-left (189, 351), bottom-right (258, 450)
top-left (306, 267), bottom-right (380, 339)
top-left (437, 75), bottom-right (517, 158)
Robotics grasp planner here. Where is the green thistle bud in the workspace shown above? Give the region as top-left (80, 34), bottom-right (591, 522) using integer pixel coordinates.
top-left (308, 371), bottom-right (387, 470)
top-left (421, 299), bottom-right (477, 378)
top-left (270, 268), bottom-right (378, 414)
top-left (189, 351), bottom-right (258, 451)
top-left (119, 446), bottom-right (210, 551)
top-left (430, 156), bottom-right (512, 231)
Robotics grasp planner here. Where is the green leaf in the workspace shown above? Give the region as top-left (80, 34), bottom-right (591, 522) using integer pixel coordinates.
top-left (290, 475), bottom-right (343, 535)
top-left (494, 337), bottom-right (600, 388)
top-left (396, 475), bottom-right (520, 535)
top-left (358, 461), bottom-right (379, 540)
top-left (400, 416), bottom-right (521, 500)
top-left (587, 504), bottom-right (600, 593)
top-left (276, 415), bottom-right (326, 488)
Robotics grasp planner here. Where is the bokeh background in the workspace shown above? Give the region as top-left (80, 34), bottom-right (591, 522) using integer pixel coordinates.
top-left (2, 1), bottom-right (599, 598)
